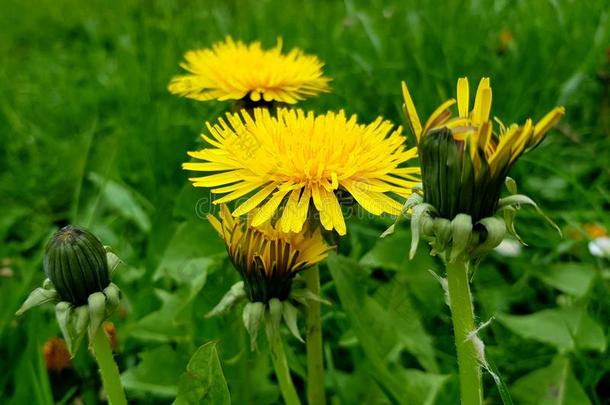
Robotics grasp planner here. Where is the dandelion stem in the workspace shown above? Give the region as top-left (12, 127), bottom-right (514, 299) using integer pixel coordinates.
top-left (304, 266), bottom-right (326, 405)
top-left (446, 259), bottom-right (483, 405)
top-left (265, 318), bottom-right (302, 405)
top-left (92, 327), bottom-right (127, 405)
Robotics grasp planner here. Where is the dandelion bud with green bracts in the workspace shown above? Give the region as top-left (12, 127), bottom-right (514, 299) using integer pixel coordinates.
top-left (207, 205), bottom-right (332, 348)
top-left (16, 225), bottom-right (123, 355)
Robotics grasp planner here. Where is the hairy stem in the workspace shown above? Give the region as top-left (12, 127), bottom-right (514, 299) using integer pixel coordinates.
top-left (91, 327), bottom-right (127, 405)
top-left (265, 319), bottom-right (302, 405)
top-left (304, 266), bottom-right (326, 405)
top-left (446, 259), bottom-right (483, 405)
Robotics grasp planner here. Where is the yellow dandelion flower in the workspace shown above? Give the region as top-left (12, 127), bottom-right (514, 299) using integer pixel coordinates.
top-left (184, 108), bottom-right (420, 235)
top-left (402, 77), bottom-right (564, 220)
top-left (209, 205), bottom-right (331, 302)
top-left (168, 37), bottom-right (331, 104)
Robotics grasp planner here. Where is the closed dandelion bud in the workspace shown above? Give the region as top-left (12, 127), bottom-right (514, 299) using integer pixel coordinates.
top-left (44, 226), bottom-right (110, 305)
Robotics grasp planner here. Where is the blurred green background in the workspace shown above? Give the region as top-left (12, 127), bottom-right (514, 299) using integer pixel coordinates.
top-left (1, 0), bottom-right (609, 403)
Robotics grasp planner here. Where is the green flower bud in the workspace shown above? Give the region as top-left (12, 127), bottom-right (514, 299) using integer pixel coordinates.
top-left (44, 226), bottom-right (110, 305)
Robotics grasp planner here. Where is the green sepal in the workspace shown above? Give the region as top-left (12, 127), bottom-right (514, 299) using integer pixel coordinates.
top-left (409, 203), bottom-right (435, 259)
top-left (103, 283), bottom-right (121, 316)
top-left (15, 286), bottom-right (59, 316)
top-left (72, 305), bottom-right (90, 357)
top-left (471, 217), bottom-right (506, 257)
top-left (502, 206), bottom-right (525, 245)
top-left (242, 302), bottom-right (265, 351)
top-left (505, 177), bottom-right (518, 195)
top-left (206, 281), bottom-right (246, 318)
top-left (106, 249), bottom-right (122, 276)
top-left (381, 192), bottom-right (423, 238)
top-left (290, 288), bottom-right (331, 307)
top-left (497, 194), bottom-right (561, 236)
top-left (267, 298), bottom-right (283, 337)
top-left (430, 217), bottom-right (452, 255)
top-left (87, 292), bottom-right (107, 345)
top-left (55, 302), bottom-right (74, 354)
top-left (281, 300), bottom-right (304, 343)
top-left (450, 214), bottom-right (473, 263)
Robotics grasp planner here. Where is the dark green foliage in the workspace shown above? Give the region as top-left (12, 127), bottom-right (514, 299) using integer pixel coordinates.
top-left (1, 0), bottom-right (610, 404)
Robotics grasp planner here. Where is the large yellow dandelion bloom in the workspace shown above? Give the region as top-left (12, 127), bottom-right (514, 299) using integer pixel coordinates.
top-left (402, 77), bottom-right (564, 220)
top-left (184, 108), bottom-right (420, 235)
top-left (209, 205), bottom-right (331, 302)
top-left (168, 37), bottom-right (331, 104)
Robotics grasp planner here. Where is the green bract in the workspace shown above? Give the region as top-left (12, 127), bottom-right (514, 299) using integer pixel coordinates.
top-left (16, 225), bottom-right (122, 355)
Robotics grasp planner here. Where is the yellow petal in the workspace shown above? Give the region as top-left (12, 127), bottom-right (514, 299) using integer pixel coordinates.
top-left (422, 99), bottom-right (456, 135)
top-left (532, 106), bottom-right (565, 146)
top-left (457, 77), bottom-right (470, 118)
top-left (251, 188), bottom-right (290, 227)
top-left (232, 183), bottom-right (277, 216)
top-left (401, 81), bottom-right (423, 141)
top-left (472, 78), bottom-right (491, 125)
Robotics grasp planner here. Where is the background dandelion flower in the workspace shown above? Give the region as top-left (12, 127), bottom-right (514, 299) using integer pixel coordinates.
top-left (184, 108), bottom-right (420, 235)
top-left (168, 37), bottom-right (331, 104)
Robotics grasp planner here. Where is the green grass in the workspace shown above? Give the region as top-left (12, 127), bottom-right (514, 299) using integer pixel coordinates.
top-left (1, 0), bottom-right (609, 403)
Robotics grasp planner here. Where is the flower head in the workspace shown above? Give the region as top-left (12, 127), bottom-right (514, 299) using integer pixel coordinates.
top-left (168, 37), bottom-right (331, 105)
top-left (184, 108), bottom-right (419, 235)
top-left (402, 77), bottom-right (564, 221)
top-left (209, 205), bottom-right (331, 303)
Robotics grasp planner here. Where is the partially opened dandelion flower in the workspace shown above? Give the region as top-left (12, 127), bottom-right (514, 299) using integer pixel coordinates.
top-left (184, 108), bottom-right (420, 236)
top-left (398, 77), bottom-right (564, 259)
top-left (209, 205), bottom-right (331, 303)
top-left (403, 77), bottom-right (564, 221)
top-left (206, 205), bottom-right (332, 349)
top-left (168, 37), bottom-right (331, 106)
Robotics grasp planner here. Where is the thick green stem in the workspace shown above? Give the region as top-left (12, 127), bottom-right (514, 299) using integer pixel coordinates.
top-left (446, 259), bottom-right (483, 405)
top-left (304, 266), bottom-right (326, 405)
top-left (91, 327), bottom-right (128, 405)
top-left (265, 319), bottom-right (302, 405)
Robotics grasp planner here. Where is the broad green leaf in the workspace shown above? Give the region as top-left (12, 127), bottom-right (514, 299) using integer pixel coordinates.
top-left (154, 220), bottom-right (225, 281)
top-left (359, 230), bottom-right (445, 318)
top-left (130, 258), bottom-right (217, 342)
top-left (360, 230), bottom-right (411, 272)
top-left (173, 341), bottom-right (230, 405)
top-left (511, 356), bottom-right (591, 405)
top-left (121, 345), bottom-right (187, 398)
top-left (89, 172), bottom-right (151, 232)
top-left (497, 306), bottom-right (605, 352)
top-left (328, 253), bottom-right (447, 403)
top-left (534, 264), bottom-right (595, 297)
